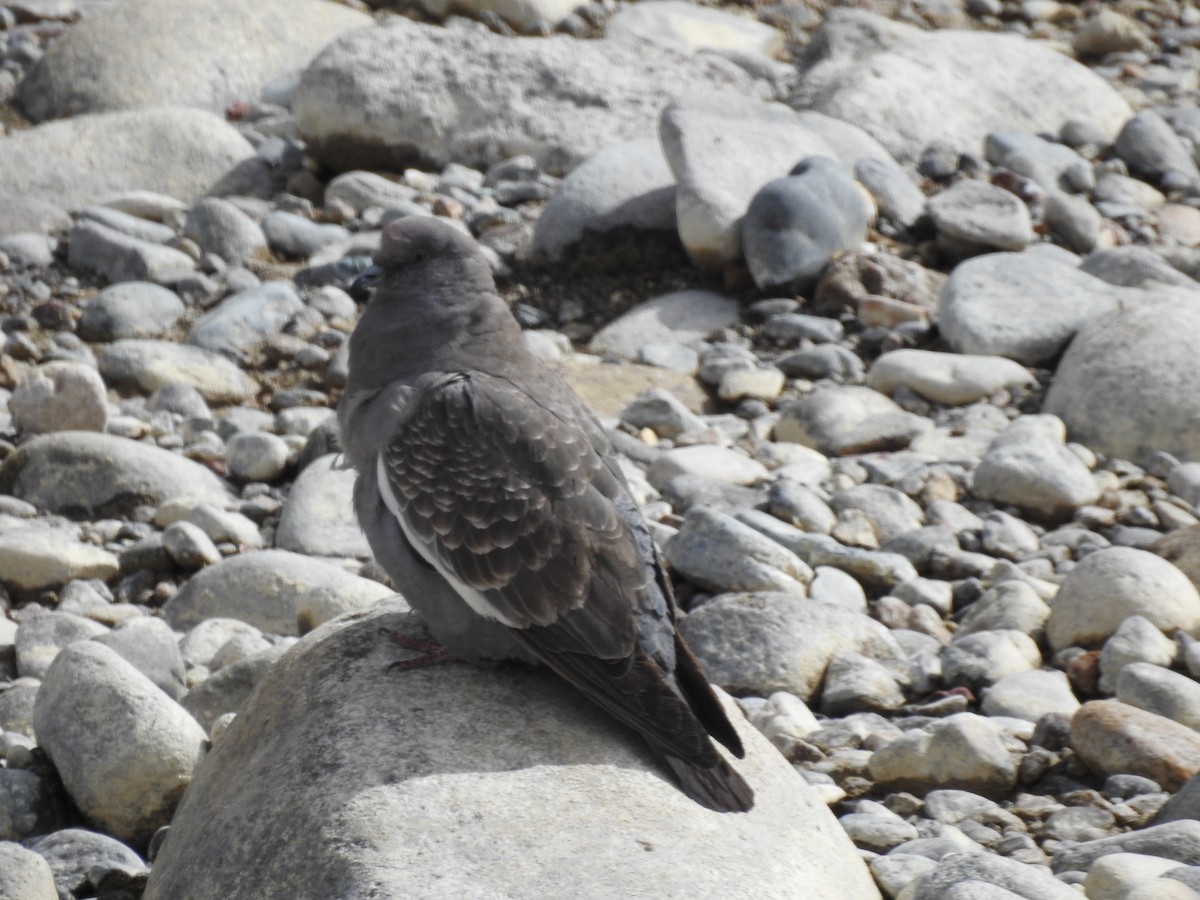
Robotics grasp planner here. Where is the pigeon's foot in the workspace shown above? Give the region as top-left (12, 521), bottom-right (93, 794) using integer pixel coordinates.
top-left (380, 628), bottom-right (456, 672)
top-left (378, 629), bottom-right (505, 672)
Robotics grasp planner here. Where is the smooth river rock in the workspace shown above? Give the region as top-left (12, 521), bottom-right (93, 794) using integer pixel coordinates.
top-left (145, 601), bottom-right (881, 900)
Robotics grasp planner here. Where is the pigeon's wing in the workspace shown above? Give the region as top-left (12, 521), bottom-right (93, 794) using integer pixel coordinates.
top-left (377, 371), bottom-right (751, 802)
top-left (378, 370), bottom-right (634, 640)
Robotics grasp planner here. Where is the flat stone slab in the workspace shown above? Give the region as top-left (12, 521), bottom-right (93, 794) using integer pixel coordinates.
top-left (0, 431), bottom-right (233, 520)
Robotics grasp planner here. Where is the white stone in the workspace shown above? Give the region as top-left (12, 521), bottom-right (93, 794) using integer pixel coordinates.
top-left (865, 349), bottom-right (1034, 406)
top-left (607, 1), bottom-right (784, 59)
top-left (33, 642), bottom-right (206, 845)
top-left (1116, 663), bottom-right (1200, 732)
top-left (869, 713), bottom-right (1016, 796)
top-left (17, 0), bottom-right (371, 120)
top-left (294, 18), bottom-right (757, 177)
top-left (10, 362), bottom-right (108, 435)
top-left (275, 454), bottom-right (371, 559)
top-left (0, 107), bottom-right (253, 238)
top-left (0, 526), bottom-right (119, 591)
top-left (981, 668), bottom-right (1080, 722)
top-left (972, 415), bottom-right (1100, 522)
top-left (415, 0), bottom-right (579, 30)
top-left (936, 250), bottom-right (1139, 366)
top-left (1083, 853), bottom-right (1185, 900)
top-left (1047, 547), bottom-right (1200, 651)
top-left (1044, 294), bottom-right (1200, 463)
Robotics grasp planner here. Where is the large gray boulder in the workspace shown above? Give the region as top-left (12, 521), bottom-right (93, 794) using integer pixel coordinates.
top-left (145, 601), bottom-right (880, 899)
top-left (17, 0), bottom-right (371, 121)
top-left (293, 17), bottom-right (759, 176)
top-left (0, 107), bottom-right (254, 238)
top-left (790, 9), bottom-right (1131, 165)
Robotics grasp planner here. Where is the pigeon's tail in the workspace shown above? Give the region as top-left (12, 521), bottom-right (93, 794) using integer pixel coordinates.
top-left (663, 753), bottom-right (755, 813)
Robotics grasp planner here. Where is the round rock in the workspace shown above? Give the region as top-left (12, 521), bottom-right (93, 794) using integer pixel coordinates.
top-left (14, 612), bottom-right (109, 680)
top-left (187, 282), bottom-right (304, 363)
top-left (183, 198), bottom-right (268, 267)
top-left (32, 641), bottom-right (207, 846)
top-left (274, 453), bottom-right (370, 559)
top-left (1044, 296), bottom-right (1200, 463)
top-left (971, 415), bottom-right (1099, 522)
top-left (531, 139), bottom-right (677, 266)
top-left (981, 668), bottom-right (1080, 722)
top-left (162, 549), bottom-right (392, 635)
top-left (1071, 700), bottom-right (1200, 792)
top-left (16, 0), bottom-right (371, 121)
top-left (294, 18), bottom-right (754, 178)
top-left (1047, 547), bottom-right (1200, 651)
top-left (225, 432), bottom-right (290, 483)
top-left (10, 362), bottom-right (108, 435)
top-left (791, 9), bottom-right (1130, 165)
top-left (588, 290), bottom-right (740, 362)
top-left (605, 0), bottom-right (784, 59)
top-left (775, 384), bottom-right (930, 456)
top-left (664, 508), bottom-right (812, 597)
top-left (0, 841), bottom-right (57, 900)
top-left (868, 713), bottom-right (1017, 798)
top-left (144, 600), bottom-right (880, 900)
top-left (0, 108), bottom-right (253, 238)
top-left (0, 525), bottom-right (120, 592)
top-left (678, 590), bottom-right (902, 701)
top-left (927, 178), bottom-right (1034, 253)
top-left (77, 281), bottom-right (185, 341)
top-left (865, 349), bottom-right (1034, 406)
top-left (92, 616), bottom-right (188, 701)
top-left (742, 156), bottom-right (873, 295)
top-left (937, 251), bottom-right (1126, 366)
top-left (24, 829), bottom-right (145, 900)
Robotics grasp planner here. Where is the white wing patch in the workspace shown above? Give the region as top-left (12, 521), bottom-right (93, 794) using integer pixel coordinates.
top-left (376, 453), bottom-right (521, 628)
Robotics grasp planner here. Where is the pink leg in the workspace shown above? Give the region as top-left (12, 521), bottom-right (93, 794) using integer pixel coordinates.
top-left (379, 628), bottom-right (457, 672)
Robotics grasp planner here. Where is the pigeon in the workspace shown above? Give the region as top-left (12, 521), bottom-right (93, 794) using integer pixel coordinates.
top-left (338, 217), bottom-right (753, 813)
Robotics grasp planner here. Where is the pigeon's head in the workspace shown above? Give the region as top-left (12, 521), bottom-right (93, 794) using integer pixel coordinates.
top-left (349, 217), bottom-right (493, 303)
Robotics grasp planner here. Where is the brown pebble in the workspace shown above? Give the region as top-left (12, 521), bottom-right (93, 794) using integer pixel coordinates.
top-left (1071, 700), bottom-right (1200, 791)
top-left (1067, 650), bottom-right (1102, 696)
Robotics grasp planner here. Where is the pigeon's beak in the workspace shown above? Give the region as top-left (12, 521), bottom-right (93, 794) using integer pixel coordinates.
top-left (348, 265), bottom-right (383, 303)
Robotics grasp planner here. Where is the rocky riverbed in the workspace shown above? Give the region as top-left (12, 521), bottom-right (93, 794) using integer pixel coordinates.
top-left (3, 0), bottom-right (1200, 897)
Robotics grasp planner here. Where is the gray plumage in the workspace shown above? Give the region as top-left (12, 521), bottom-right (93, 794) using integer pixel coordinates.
top-left (338, 217), bottom-right (753, 812)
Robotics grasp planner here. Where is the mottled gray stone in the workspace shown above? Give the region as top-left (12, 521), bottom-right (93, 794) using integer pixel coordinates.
top-left (78, 281), bottom-right (185, 341)
top-left (0, 431), bottom-right (232, 519)
top-left (146, 601), bottom-right (879, 900)
top-left (679, 591), bottom-right (902, 700)
top-left (33, 642), bottom-right (206, 845)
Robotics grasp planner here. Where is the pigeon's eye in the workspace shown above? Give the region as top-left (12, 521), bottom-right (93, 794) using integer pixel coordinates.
top-left (413, 251), bottom-right (427, 263)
